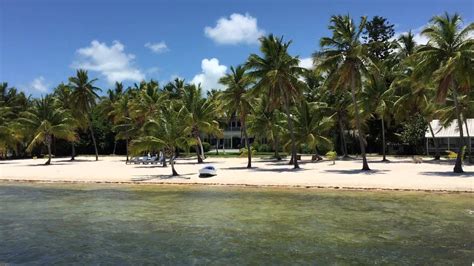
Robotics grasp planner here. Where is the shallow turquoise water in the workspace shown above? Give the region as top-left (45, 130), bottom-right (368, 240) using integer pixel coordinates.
top-left (0, 183), bottom-right (472, 264)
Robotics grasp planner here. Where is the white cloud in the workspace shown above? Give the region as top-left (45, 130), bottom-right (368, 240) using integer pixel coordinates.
top-left (191, 58), bottom-right (227, 92)
top-left (146, 67), bottom-right (160, 75)
top-left (72, 40), bottom-right (145, 84)
top-left (30, 76), bottom-right (49, 93)
top-left (204, 13), bottom-right (265, 45)
top-left (145, 41), bottom-right (169, 53)
top-left (299, 57), bottom-right (314, 69)
top-left (392, 25), bottom-right (429, 45)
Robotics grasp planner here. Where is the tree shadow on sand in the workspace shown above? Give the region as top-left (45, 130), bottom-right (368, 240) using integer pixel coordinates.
top-left (221, 165), bottom-right (308, 173)
top-left (131, 173), bottom-right (193, 182)
top-left (419, 171), bottom-right (474, 177)
top-left (324, 169), bottom-right (390, 175)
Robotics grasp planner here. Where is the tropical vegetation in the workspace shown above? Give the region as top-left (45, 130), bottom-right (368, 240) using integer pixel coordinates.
top-left (0, 13), bottom-right (472, 174)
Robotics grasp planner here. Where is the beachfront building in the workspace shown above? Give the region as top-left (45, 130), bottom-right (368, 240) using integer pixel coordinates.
top-left (202, 115), bottom-right (253, 150)
top-left (425, 119), bottom-right (474, 155)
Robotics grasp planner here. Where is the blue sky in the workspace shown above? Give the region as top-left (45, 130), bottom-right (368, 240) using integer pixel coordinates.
top-left (1, 0), bottom-right (472, 96)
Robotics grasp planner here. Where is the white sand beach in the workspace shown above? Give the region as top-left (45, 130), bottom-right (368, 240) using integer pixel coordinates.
top-left (0, 156), bottom-right (472, 192)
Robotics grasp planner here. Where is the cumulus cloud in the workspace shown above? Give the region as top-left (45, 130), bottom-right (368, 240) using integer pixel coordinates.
top-left (72, 40), bottom-right (145, 84)
top-left (145, 41), bottom-right (169, 53)
top-left (30, 76), bottom-right (49, 93)
top-left (191, 58), bottom-right (227, 92)
top-left (392, 25), bottom-right (429, 45)
top-left (204, 13), bottom-right (265, 45)
top-left (299, 57), bottom-right (314, 69)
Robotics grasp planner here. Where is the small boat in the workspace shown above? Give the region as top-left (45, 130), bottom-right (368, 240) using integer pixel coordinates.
top-left (199, 165), bottom-right (217, 178)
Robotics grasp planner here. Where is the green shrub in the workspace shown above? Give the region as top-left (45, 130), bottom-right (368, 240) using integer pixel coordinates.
top-left (202, 142), bottom-right (211, 152)
top-left (326, 151), bottom-right (337, 165)
top-left (446, 150), bottom-right (457, 160)
top-left (240, 147), bottom-right (256, 157)
top-left (448, 146), bottom-right (468, 162)
top-left (257, 143), bottom-right (271, 152)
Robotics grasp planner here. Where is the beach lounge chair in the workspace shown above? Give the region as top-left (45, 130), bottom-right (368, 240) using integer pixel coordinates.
top-left (143, 156), bottom-right (158, 164)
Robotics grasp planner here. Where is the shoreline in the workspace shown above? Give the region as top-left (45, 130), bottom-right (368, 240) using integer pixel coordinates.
top-left (1, 156), bottom-right (472, 193)
top-left (0, 179), bottom-right (472, 193)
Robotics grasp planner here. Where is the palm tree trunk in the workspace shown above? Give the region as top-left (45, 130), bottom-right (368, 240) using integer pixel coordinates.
top-left (283, 92), bottom-right (299, 169)
top-left (197, 136), bottom-right (205, 163)
top-left (464, 119), bottom-right (472, 163)
top-left (381, 117), bottom-right (388, 162)
top-left (170, 150), bottom-right (178, 176)
top-left (126, 138), bottom-right (129, 162)
top-left (160, 150), bottom-right (167, 167)
top-left (274, 132), bottom-right (282, 160)
top-left (350, 73), bottom-right (370, 171)
top-left (338, 114), bottom-right (348, 158)
top-left (45, 135), bottom-right (52, 165)
top-left (242, 118), bottom-right (251, 168)
top-left (428, 122), bottom-right (440, 160)
top-left (89, 122), bottom-right (99, 161)
top-left (452, 87), bottom-right (464, 173)
top-left (71, 142), bottom-right (76, 161)
top-left (112, 140), bottom-right (117, 155)
top-left (216, 138), bottom-right (219, 155)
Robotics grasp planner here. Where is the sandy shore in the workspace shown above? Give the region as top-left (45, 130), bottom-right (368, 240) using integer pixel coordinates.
top-left (0, 155), bottom-right (473, 192)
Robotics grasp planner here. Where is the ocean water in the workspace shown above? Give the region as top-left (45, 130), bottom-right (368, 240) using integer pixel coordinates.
top-left (0, 183), bottom-right (472, 264)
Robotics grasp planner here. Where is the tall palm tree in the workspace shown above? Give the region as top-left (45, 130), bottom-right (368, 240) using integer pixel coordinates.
top-left (290, 100), bottom-right (333, 157)
top-left (181, 84), bottom-right (221, 163)
top-left (131, 101), bottom-right (192, 176)
top-left (0, 83), bottom-right (30, 157)
top-left (363, 70), bottom-right (394, 162)
top-left (436, 94), bottom-right (474, 163)
top-left (111, 93), bottom-right (139, 162)
top-left (53, 83), bottom-right (83, 160)
top-left (314, 15), bottom-right (374, 170)
top-left (99, 82), bottom-right (124, 155)
top-left (397, 31), bottom-right (417, 59)
top-left (414, 13), bottom-right (473, 173)
top-left (206, 89), bottom-right (225, 155)
top-left (163, 78), bottom-right (185, 99)
top-left (18, 95), bottom-right (76, 165)
top-left (68, 69), bottom-right (101, 161)
top-left (247, 97), bottom-right (286, 160)
top-left (246, 34), bottom-right (305, 168)
top-left (219, 65), bottom-right (255, 168)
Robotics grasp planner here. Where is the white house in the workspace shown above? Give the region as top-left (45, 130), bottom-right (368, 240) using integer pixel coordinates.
top-left (425, 119), bottom-right (474, 154)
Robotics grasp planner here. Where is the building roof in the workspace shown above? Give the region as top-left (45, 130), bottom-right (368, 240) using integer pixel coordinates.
top-left (425, 119), bottom-right (474, 138)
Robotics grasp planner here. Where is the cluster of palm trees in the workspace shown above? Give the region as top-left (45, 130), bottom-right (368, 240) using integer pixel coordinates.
top-left (0, 13), bottom-right (472, 174)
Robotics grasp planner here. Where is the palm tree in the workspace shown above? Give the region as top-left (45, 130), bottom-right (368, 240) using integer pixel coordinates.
top-left (436, 94), bottom-right (474, 163)
top-left (314, 15), bottom-right (374, 170)
top-left (0, 105), bottom-right (17, 157)
top-left (110, 93), bottom-right (139, 162)
top-left (414, 13), bottom-right (473, 173)
top-left (363, 71), bottom-right (394, 162)
top-left (18, 95), bottom-right (76, 165)
top-left (53, 83), bottom-right (82, 160)
top-left (290, 100), bottom-right (333, 158)
top-left (68, 69), bottom-right (101, 161)
top-left (206, 89), bottom-right (225, 155)
top-left (131, 101), bottom-right (192, 176)
top-left (219, 65), bottom-right (255, 168)
top-left (181, 84), bottom-right (221, 163)
top-left (397, 31), bottom-right (417, 59)
top-left (163, 78), bottom-right (185, 99)
top-left (247, 97), bottom-right (286, 160)
top-left (100, 82), bottom-right (124, 155)
top-left (246, 34), bottom-right (305, 168)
